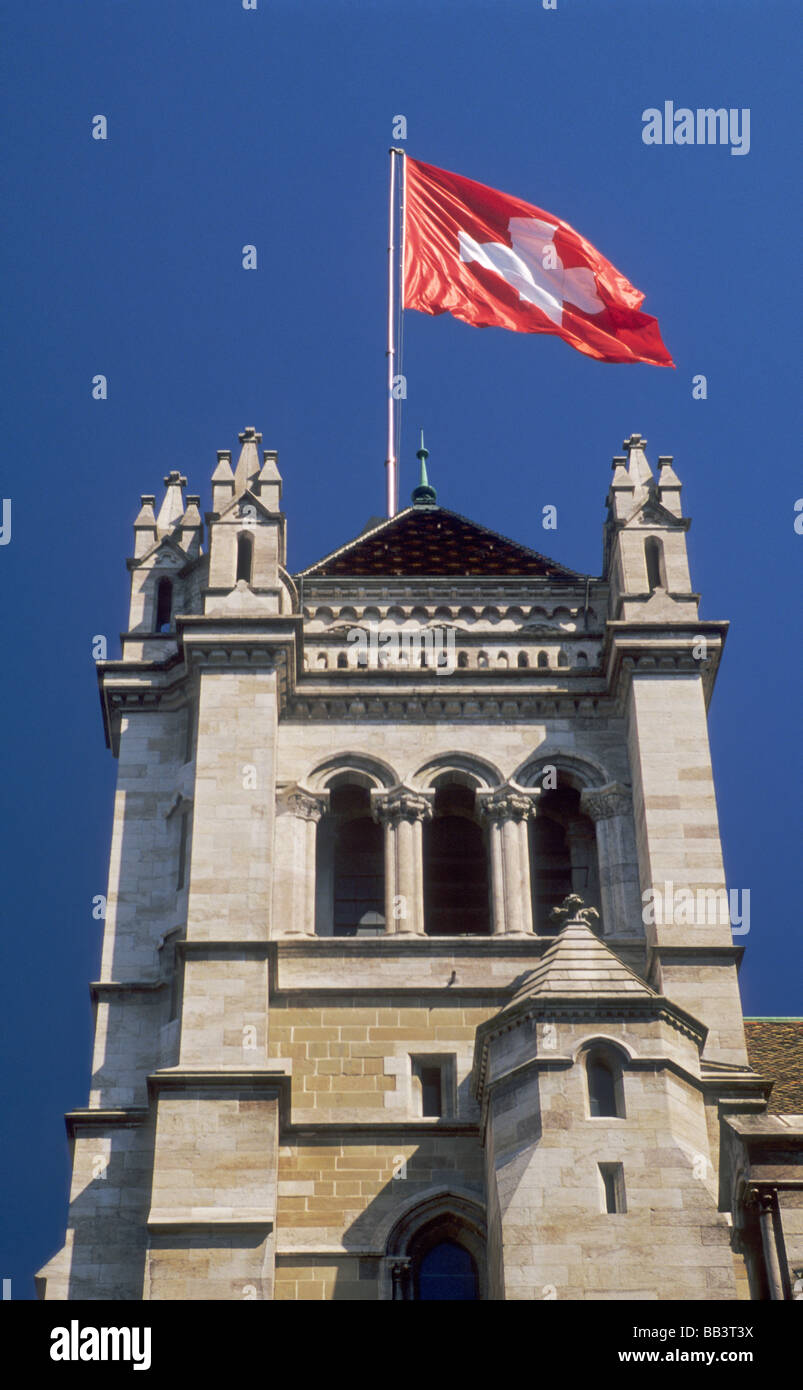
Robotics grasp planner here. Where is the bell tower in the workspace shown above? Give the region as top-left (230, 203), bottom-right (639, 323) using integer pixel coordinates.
top-left (37, 425), bottom-right (796, 1304)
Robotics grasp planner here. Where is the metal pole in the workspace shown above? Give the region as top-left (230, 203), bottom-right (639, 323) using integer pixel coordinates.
top-left (385, 149), bottom-right (402, 517)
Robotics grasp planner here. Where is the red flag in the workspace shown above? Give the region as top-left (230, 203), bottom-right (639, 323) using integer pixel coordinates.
top-left (403, 157), bottom-right (673, 367)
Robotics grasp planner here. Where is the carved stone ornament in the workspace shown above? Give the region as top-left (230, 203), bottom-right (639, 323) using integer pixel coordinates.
top-left (549, 894), bottom-right (601, 927)
top-left (579, 782), bottom-right (632, 822)
top-left (282, 788), bottom-right (326, 823)
top-left (372, 787), bottom-right (434, 826)
top-left (477, 786), bottom-right (536, 824)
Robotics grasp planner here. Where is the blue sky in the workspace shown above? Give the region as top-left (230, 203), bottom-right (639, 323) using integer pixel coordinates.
top-left (1, 0), bottom-right (800, 1298)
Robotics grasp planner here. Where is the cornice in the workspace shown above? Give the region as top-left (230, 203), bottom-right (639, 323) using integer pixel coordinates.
top-left (471, 992), bottom-right (709, 1103)
top-left (603, 618), bottom-right (728, 708)
top-left (65, 1107), bottom-right (149, 1137)
top-left (286, 689), bottom-right (613, 723)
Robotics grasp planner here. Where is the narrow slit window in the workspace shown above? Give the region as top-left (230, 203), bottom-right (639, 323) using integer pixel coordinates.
top-left (599, 1163), bottom-right (626, 1214)
top-left (155, 577), bottom-right (173, 632)
top-left (586, 1048), bottom-right (625, 1118)
top-left (183, 704), bottom-right (195, 764)
top-left (176, 811), bottom-right (189, 891)
top-left (236, 531), bottom-right (254, 584)
top-left (645, 536), bottom-right (666, 591)
top-left (411, 1055), bottom-right (454, 1118)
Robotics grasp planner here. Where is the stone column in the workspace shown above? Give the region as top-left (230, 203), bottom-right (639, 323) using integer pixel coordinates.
top-left (478, 788), bottom-right (536, 935)
top-left (372, 788), bottom-right (433, 936)
top-left (755, 1190), bottom-right (786, 1301)
top-left (274, 788), bottom-right (327, 936)
top-left (580, 782), bottom-right (641, 937)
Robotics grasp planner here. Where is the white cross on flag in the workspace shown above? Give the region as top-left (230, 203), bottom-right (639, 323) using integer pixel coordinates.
top-left (403, 157), bottom-right (673, 366)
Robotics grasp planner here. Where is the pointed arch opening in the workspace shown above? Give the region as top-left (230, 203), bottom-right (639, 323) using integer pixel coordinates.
top-left (645, 535), bottom-right (667, 591)
top-left (236, 531), bottom-right (254, 584)
top-left (155, 577), bottom-right (173, 632)
top-left (385, 1194), bottom-right (487, 1301)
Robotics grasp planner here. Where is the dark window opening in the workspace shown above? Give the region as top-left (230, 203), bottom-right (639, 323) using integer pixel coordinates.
top-left (599, 1163), bottom-right (626, 1214)
top-left (424, 784), bottom-right (490, 935)
top-left (588, 1057), bottom-right (618, 1117)
top-left (236, 532), bottom-right (254, 584)
top-left (415, 1241), bottom-right (479, 1301)
top-left (176, 811), bottom-right (189, 891)
top-left (328, 784), bottom-right (385, 937)
top-left (415, 1062), bottom-right (443, 1117)
top-left (537, 650), bottom-right (549, 669)
top-left (337, 652), bottom-right (348, 669)
top-left (183, 704), bottom-right (195, 764)
top-left (155, 577), bottom-right (173, 633)
top-left (645, 536), bottom-right (666, 591)
top-left (530, 785), bottom-right (599, 931)
top-left (517, 651), bottom-right (529, 668)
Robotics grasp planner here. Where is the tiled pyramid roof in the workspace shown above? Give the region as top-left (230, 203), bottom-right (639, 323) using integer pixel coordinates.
top-left (297, 505), bottom-right (586, 581)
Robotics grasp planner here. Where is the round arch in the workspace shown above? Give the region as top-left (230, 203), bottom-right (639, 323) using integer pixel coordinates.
top-left (411, 751), bottom-right (503, 792)
top-left (514, 748), bottom-right (613, 791)
top-left (306, 751), bottom-right (398, 792)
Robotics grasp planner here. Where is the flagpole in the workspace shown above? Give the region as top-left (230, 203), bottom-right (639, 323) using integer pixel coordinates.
top-left (385, 148), bottom-right (404, 517)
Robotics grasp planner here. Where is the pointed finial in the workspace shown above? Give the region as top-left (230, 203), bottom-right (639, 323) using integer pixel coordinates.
top-left (412, 430), bottom-right (437, 506)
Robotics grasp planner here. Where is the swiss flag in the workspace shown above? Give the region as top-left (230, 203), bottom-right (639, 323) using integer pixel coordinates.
top-left (403, 157), bottom-right (674, 367)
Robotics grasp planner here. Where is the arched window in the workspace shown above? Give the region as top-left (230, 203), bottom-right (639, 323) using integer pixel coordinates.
top-left (155, 577), bottom-right (173, 632)
top-left (415, 1241), bottom-right (479, 1301)
top-left (387, 1199), bottom-right (487, 1301)
top-left (557, 649), bottom-right (569, 668)
top-left (315, 653), bottom-right (328, 670)
top-left (424, 784), bottom-right (490, 935)
top-left (316, 783), bottom-right (385, 937)
top-left (645, 536), bottom-right (667, 591)
top-left (457, 651), bottom-right (469, 669)
top-left (537, 650), bottom-right (549, 669)
top-left (477, 651), bottom-right (489, 668)
top-left (497, 651), bottom-right (509, 668)
top-left (236, 531), bottom-right (254, 584)
top-left (586, 1047), bottom-right (626, 1118)
top-left (337, 652), bottom-right (348, 669)
top-left (576, 651), bottom-right (588, 666)
top-left (530, 785), bottom-right (600, 931)
top-left (517, 652), bottom-right (529, 668)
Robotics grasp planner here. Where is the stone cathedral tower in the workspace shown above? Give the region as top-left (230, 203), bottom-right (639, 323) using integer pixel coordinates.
top-left (38, 428), bottom-right (802, 1301)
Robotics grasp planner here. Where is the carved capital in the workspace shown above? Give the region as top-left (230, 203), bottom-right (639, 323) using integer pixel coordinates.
top-left (477, 786), bottom-right (536, 825)
top-left (580, 781), bottom-right (632, 822)
top-left (372, 787), bottom-right (434, 826)
top-left (280, 787), bottom-right (327, 823)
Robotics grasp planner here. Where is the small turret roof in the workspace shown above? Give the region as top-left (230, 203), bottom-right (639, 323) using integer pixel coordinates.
top-left (502, 918), bottom-right (657, 1011)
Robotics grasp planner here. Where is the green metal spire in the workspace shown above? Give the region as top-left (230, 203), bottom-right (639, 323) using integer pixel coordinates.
top-left (411, 430), bottom-right (437, 506)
